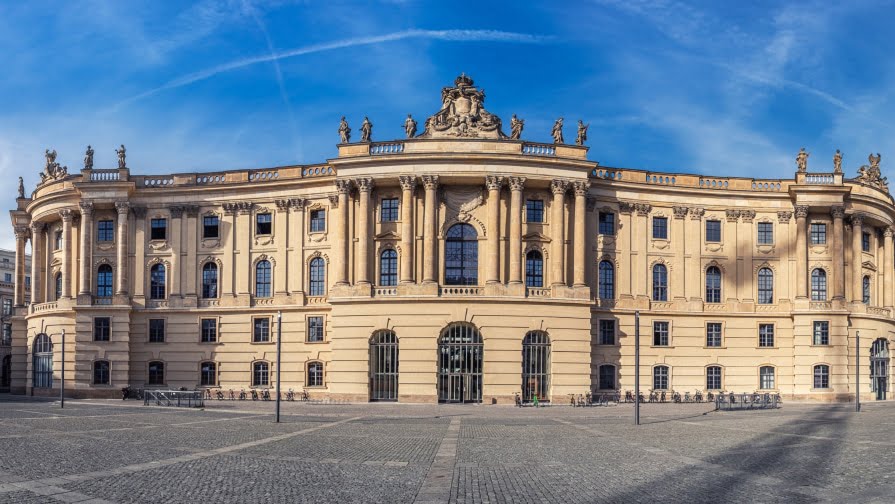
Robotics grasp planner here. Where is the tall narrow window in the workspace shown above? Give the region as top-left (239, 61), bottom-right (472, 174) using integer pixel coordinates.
top-left (706, 322), bottom-right (722, 347)
top-left (255, 260), bottom-right (271, 298)
top-left (148, 361), bottom-right (165, 386)
top-left (705, 220), bottom-right (721, 242)
top-left (652, 264), bottom-right (667, 301)
top-left (653, 321), bottom-right (669, 346)
top-left (202, 262), bottom-right (218, 299)
top-left (705, 266), bottom-right (721, 303)
top-left (310, 209), bottom-right (326, 232)
top-left (255, 213), bottom-right (272, 235)
top-left (598, 364), bottom-right (616, 390)
top-left (757, 222), bottom-right (773, 244)
top-left (200, 362), bottom-right (217, 386)
top-left (813, 364), bottom-right (829, 389)
top-left (813, 321), bottom-right (829, 346)
top-left (93, 360), bottom-right (110, 385)
top-left (309, 257), bottom-right (325, 296)
top-left (148, 319), bottom-right (165, 343)
top-left (652, 217), bottom-right (668, 240)
top-left (526, 200), bottom-right (544, 223)
top-left (863, 275), bottom-right (871, 304)
top-left (444, 224), bottom-right (478, 286)
top-left (93, 317), bottom-right (111, 342)
top-left (96, 264), bottom-right (113, 298)
top-left (810, 222), bottom-right (826, 245)
top-left (381, 198), bottom-right (399, 222)
top-left (759, 324), bottom-right (774, 347)
top-left (525, 250), bottom-right (543, 288)
top-left (253, 318), bottom-right (270, 343)
top-left (811, 269), bottom-right (827, 301)
top-left (307, 361), bottom-right (324, 387)
top-left (598, 261), bottom-right (614, 299)
top-left (150, 264), bottom-right (166, 299)
top-left (252, 361), bottom-right (269, 387)
top-left (653, 366), bottom-right (669, 390)
top-left (201, 318), bottom-right (217, 343)
top-left (379, 250), bottom-right (398, 286)
top-left (97, 220), bottom-right (114, 242)
top-left (307, 316), bottom-right (324, 342)
top-left (706, 366), bottom-right (722, 390)
top-left (203, 215), bottom-right (219, 239)
top-left (150, 218), bottom-right (167, 240)
top-left (598, 212), bottom-right (615, 235)
top-left (599, 320), bottom-right (615, 345)
top-left (757, 267), bottom-right (774, 304)
top-left (55, 273), bottom-right (62, 300)
top-left (760, 366), bottom-right (776, 389)
top-left (862, 231), bottom-right (871, 252)
top-left (54, 231), bottom-right (62, 250)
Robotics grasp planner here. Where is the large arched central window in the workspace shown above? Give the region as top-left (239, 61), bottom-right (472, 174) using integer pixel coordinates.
top-left (652, 264), bottom-right (668, 301)
top-left (379, 250), bottom-right (397, 287)
top-left (96, 265), bottom-right (113, 298)
top-left (150, 264), bottom-right (166, 300)
top-left (525, 250), bottom-right (543, 288)
top-left (202, 263), bottom-right (218, 299)
top-left (522, 331), bottom-right (550, 403)
top-left (32, 333), bottom-right (53, 388)
top-left (444, 224), bottom-right (478, 285)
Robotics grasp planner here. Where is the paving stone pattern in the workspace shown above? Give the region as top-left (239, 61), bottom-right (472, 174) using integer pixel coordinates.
top-left (1, 396), bottom-right (894, 503)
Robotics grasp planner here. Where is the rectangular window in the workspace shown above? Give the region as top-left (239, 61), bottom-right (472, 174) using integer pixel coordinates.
top-left (652, 217), bottom-right (668, 240)
top-left (1, 323), bottom-right (11, 346)
top-left (97, 220), bottom-right (114, 242)
top-left (55, 231), bottom-right (62, 250)
top-left (2, 298), bottom-right (12, 316)
top-left (598, 320), bottom-right (615, 345)
top-left (307, 316), bottom-right (324, 342)
top-left (757, 222), bottom-right (773, 244)
top-left (653, 321), bottom-right (669, 346)
top-left (201, 318), bottom-right (217, 343)
top-left (759, 324), bottom-right (774, 347)
top-left (706, 367), bottom-right (722, 390)
top-left (3, 273), bottom-right (10, 283)
top-left (813, 321), bottom-right (829, 346)
top-left (150, 218), bottom-right (167, 240)
top-left (598, 366), bottom-right (616, 390)
top-left (862, 231), bottom-right (871, 252)
top-left (598, 212), bottom-right (615, 235)
top-left (813, 365), bottom-right (829, 389)
top-left (760, 366), bottom-right (776, 390)
top-left (203, 216), bottom-right (219, 239)
top-left (381, 198), bottom-right (399, 222)
top-left (255, 213), bottom-right (272, 235)
top-left (526, 199), bottom-right (544, 223)
top-left (25, 276), bottom-right (30, 288)
top-left (253, 317), bottom-right (270, 343)
top-left (705, 220), bottom-right (721, 242)
top-left (93, 317), bottom-right (111, 342)
top-left (810, 222), bottom-right (826, 245)
top-left (310, 209), bottom-right (326, 232)
top-left (706, 323), bottom-right (722, 347)
top-left (148, 319), bottom-right (165, 343)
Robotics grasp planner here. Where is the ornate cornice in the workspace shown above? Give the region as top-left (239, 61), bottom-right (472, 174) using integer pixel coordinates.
top-left (223, 202), bottom-right (253, 215)
top-left (275, 199), bottom-right (291, 211)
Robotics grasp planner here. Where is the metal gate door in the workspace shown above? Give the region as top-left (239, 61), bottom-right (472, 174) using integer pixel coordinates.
top-left (522, 331), bottom-right (550, 403)
top-left (0, 354), bottom-right (10, 391)
top-left (870, 339), bottom-right (889, 401)
top-left (437, 324), bottom-right (483, 403)
top-left (370, 330), bottom-right (399, 401)
top-left (32, 334), bottom-right (53, 389)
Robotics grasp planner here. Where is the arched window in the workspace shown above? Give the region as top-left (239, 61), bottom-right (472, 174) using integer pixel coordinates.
top-left (307, 361), bottom-right (324, 387)
top-left (757, 267), bottom-right (774, 304)
top-left (652, 264), bottom-right (667, 301)
top-left (147, 361), bottom-right (164, 386)
top-left (252, 361), bottom-right (269, 387)
top-left (309, 257), bottom-right (325, 296)
top-left (759, 366), bottom-right (775, 389)
top-left (379, 250), bottom-right (397, 287)
top-left (653, 365), bottom-right (669, 390)
top-left (54, 273), bottom-right (62, 300)
top-left (93, 360), bottom-right (110, 385)
top-left (437, 323), bottom-right (483, 403)
top-left (255, 260), bottom-right (271, 298)
top-left (598, 364), bottom-right (616, 390)
top-left (200, 362), bottom-right (216, 386)
top-left (705, 266), bottom-right (721, 303)
top-left (525, 250), bottom-right (543, 288)
top-left (706, 366), bottom-right (722, 390)
top-left (96, 265), bottom-right (113, 298)
top-left (150, 264), bottom-right (166, 300)
top-left (522, 331), bottom-right (550, 403)
top-left (813, 364), bottom-right (830, 389)
top-left (32, 334), bottom-right (53, 388)
top-left (444, 224), bottom-right (478, 285)
top-left (370, 330), bottom-right (398, 401)
top-left (598, 260), bottom-right (614, 299)
top-left (811, 269), bottom-right (827, 301)
top-left (863, 275), bottom-right (871, 304)
top-left (202, 263), bottom-right (218, 299)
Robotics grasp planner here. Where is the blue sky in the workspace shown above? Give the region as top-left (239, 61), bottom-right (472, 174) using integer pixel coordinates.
top-left (2, 1), bottom-right (895, 249)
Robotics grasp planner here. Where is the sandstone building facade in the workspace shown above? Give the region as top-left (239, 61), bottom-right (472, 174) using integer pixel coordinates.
top-left (7, 76), bottom-right (893, 402)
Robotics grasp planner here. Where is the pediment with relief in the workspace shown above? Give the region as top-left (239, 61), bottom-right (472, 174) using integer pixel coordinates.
top-left (374, 230), bottom-right (401, 241)
top-left (862, 261), bottom-right (877, 272)
top-left (522, 231), bottom-right (551, 243)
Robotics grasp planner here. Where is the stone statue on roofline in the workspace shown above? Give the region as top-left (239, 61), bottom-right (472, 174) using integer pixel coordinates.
top-left (833, 149), bottom-right (842, 174)
top-left (84, 145), bottom-right (94, 170)
top-left (338, 116), bottom-right (351, 144)
top-left (417, 74), bottom-right (508, 139)
top-left (17, 177), bottom-right (24, 198)
top-left (509, 114), bottom-right (524, 140)
top-left (796, 147), bottom-right (809, 173)
top-left (39, 148), bottom-right (68, 184)
top-left (404, 114), bottom-right (417, 139)
top-left (576, 120), bottom-right (589, 146)
top-left (551, 118), bottom-right (564, 144)
top-left (360, 116), bottom-right (373, 143)
top-left (856, 152), bottom-right (888, 192)
top-left (116, 144), bottom-right (127, 169)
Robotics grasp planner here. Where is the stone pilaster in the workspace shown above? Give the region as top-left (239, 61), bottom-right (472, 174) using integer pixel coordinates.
top-left (507, 177), bottom-right (525, 285)
top-left (885, 227), bottom-right (894, 308)
top-left (29, 222), bottom-right (44, 304)
top-left (355, 178), bottom-right (374, 285)
top-left (422, 175), bottom-right (439, 284)
top-left (399, 176), bottom-right (416, 284)
top-left (831, 206), bottom-right (845, 300)
top-left (132, 207), bottom-right (147, 300)
top-left (13, 225), bottom-right (28, 306)
top-left (485, 176), bottom-right (503, 284)
top-left (549, 180), bottom-right (567, 287)
top-left (572, 181), bottom-right (590, 287)
top-left (687, 207), bottom-right (704, 301)
top-left (671, 206), bottom-right (688, 300)
top-left (114, 202), bottom-right (130, 297)
top-left (59, 209), bottom-right (74, 299)
top-left (794, 206), bottom-right (808, 299)
top-left (850, 213), bottom-right (864, 302)
top-left (334, 180), bottom-right (351, 286)
top-left (78, 202), bottom-right (94, 300)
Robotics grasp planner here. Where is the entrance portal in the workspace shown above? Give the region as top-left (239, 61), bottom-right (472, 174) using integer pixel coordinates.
top-left (437, 323), bottom-right (483, 403)
top-left (370, 330), bottom-right (399, 401)
top-left (871, 339), bottom-right (889, 401)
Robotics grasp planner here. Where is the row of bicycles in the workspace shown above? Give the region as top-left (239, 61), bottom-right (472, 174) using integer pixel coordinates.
top-left (203, 388), bottom-right (311, 402)
top-left (558, 389), bottom-right (783, 407)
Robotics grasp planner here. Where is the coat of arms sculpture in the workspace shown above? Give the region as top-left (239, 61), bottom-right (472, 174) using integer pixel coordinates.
top-left (418, 74), bottom-right (508, 139)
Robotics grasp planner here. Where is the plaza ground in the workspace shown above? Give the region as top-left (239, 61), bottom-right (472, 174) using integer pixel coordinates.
top-left (0, 396), bottom-right (893, 503)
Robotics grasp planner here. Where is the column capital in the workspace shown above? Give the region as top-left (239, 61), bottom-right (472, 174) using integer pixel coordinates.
top-left (635, 203), bottom-right (651, 216)
top-left (508, 176), bottom-right (526, 192)
top-left (573, 181), bottom-right (590, 196)
top-left (849, 212), bottom-right (865, 226)
top-left (485, 176), bottom-right (504, 191)
top-left (689, 207), bottom-right (705, 220)
top-left (777, 210), bottom-right (792, 223)
top-left (185, 205), bottom-right (200, 218)
top-left (399, 175), bottom-right (417, 191)
top-left (725, 209), bottom-right (741, 222)
top-left (422, 175), bottom-right (439, 190)
top-left (741, 210), bottom-right (756, 222)
top-left (619, 201), bottom-right (635, 214)
top-left (354, 177), bottom-right (374, 193)
top-left (830, 205), bottom-right (846, 219)
top-left (794, 205), bottom-right (809, 219)
top-left (29, 221), bottom-right (45, 234)
top-left (885, 226), bottom-right (894, 238)
top-left (275, 199), bottom-right (291, 211)
top-left (59, 209), bottom-right (74, 223)
top-left (290, 197), bottom-right (307, 211)
top-left (13, 225), bottom-right (29, 240)
top-left (79, 201), bottom-right (94, 216)
top-left (550, 179), bottom-right (568, 195)
top-left (169, 205), bottom-right (184, 218)
top-left (673, 206), bottom-right (689, 219)
top-left (335, 179), bottom-right (352, 194)
top-left (328, 194), bottom-right (340, 208)
top-left (115, 201), bottom-right (130, 215)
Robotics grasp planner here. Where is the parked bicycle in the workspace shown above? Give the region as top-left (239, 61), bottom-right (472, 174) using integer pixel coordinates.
top-left (286, 388), bottom-right (296, 401)
top-left (239, 389), bottom-right (247, 400)
top-left (216, 390), bottom-right (224, 400)
top-left (261, 389), bottom-right (271, 401)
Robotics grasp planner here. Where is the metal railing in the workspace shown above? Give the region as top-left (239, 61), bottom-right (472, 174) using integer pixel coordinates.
top-left (143, 389), bottom-right (205, 408)
top-left (715, 392), bottom-right (779, 411)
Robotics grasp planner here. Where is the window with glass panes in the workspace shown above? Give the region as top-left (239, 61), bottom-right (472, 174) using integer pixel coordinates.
top-left (380, 198), bottom-right (399, 222)
top-left (253, 318), bottom-right (270, 343)
top-left (760, 366), bottom-right (775, 389)
top-left (200, 362), bottom-right (216, 386)
top-left (2, 299), bottom-right (11, 316)
top-left (863, 276), bottom-right (871, 304)
top-left (813, 364), bottom-right (829, 389)
top-left (598, 320), bottom-right (615, 345)
top-left (810, 222), bottom-right (826, 244)
top-left (309, 257), bottom-right (325, 296)
top-left (252, 362), bottom-right (269, 387)
top-left (653, 366), bottom-right (669, 390)
top-left (706, 366), bottom-right (722, 390)
top-left (757, 267), bottom-right (774, 304)
top-left (653, 321), bottom-right (669, 346)
top-left (598, 365), bottom-right (616, 390)
top-left (526, 199), bottom-right (544, 222)
top-left (862, 231), bottom-right (871, 252)
top-left (310, 209), bottom-right (326, 232)
top-left (201, 319), bottom-right (217, 343)
top-left (705, 220), bottom-right (721, 242)
top-left (705, 266), bottom-right (721, 303)
top-left (54, 231), bottom-right (62, 250)
top-left (757, 222), bottom-right (773, 244)
top-left (652, 264), bottom-right (668, 301)
top-left (706, 323), bottom-right (722, 347)
top-left (525, 251), bottom-right (543, 287)
top-left (307, 316), bottom-right (324, 342)
top-left (255, 213), bottom-right (271, 235)
top-left (93, 317), bottom-right (111, 341)
top-left (652, 217), bottom-right (668, 239)
top-left (97, 220), bottom-right (114, 241)
top-left (813, 321), bottom-right (829, 345)
top-left (93, 361), bottom-right (110, 385)
top-left (148, 361), bottom-right (164, 385)
top-left (811, 269), bottom-right (827, 300)
top-left (598, 261), bottom-right (614, 299)
top-left (307, 362), bottom-right (324, 387)
top-left (759, 324), bottom-right (774, 347)
top-left (150, 218), bottom-right (167, 240)
top-left (203, 216), bottom-right (219, 238)
top-left (598, 212), bottom-right (615, 235)
top-left (148, 319), bottom-right (165, 343)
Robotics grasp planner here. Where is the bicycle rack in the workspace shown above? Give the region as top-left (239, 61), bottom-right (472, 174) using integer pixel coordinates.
top-left (143, 389), bottom-right (205, 408)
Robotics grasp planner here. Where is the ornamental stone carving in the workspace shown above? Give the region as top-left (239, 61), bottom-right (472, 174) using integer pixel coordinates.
top-left (223, 202), bottom-right (254, 215)
top-left (354, 177), bottom-right (374, 193)
top-left (399, 175), bottom-right (417, 191)
top-left (335, 179), bottom-right (351, 194)
top-left (418, 74), bottom-right (507, 139)
top-left (794, 206), bottom-right (809, 219)
top-left (635, 203), bottom-right (651, 216)
top-left (14, 225), bottom-right (30, 239)
top-left (360, 117), bottom-right (373, 143)
top-left (508, 177), bottom-right (526, 192)
top-left (850, 213), bottom-right (865, 227)
top-left (550, 179), bottom-right (568, 195)
top-left (551, 118), bottom-right (564, 144)
top-left (618, 201), bottom-right (635, 214)
top-left (485, 176), bottom-right (504, 191)
top-left (586, 196), bottom-right (597, 212)
top-left (573, 181), bottom-right (590, 196)
top-left (777, 211), bottom-right (792, 222)
top-left (509, 114), bottom-right (524, 140)
top-left (116, 145), bottom-right (127, 169)
top-left (84, 145), bottom-right (94, 170)
top-left (422, 175), bottom-right (439, 190)
top-left (856, 153), bottom-right (888, 192)
top-left (338, 116), bottom-right (351, 144)
top-left (79, 201), bottom-right (94, 216)
top-left (885, 226), bottom-right (894, 238)
top-left (59, 209), bottom-right (74, 222)
top-left (40, 149), bottom-right (68, 184)
top-left (169, 206), bottom-right (184, 218)
top-left (830, 206), bottom-right (846, 219)
top-left (796, 147), bottom-right (809, 173)
top-left (404, 114), bottom-right (417, 139)
top-left (726, 210), bottom-right (741, 222)
top-left (185, 205), bottom-right (200, 218)
top-left (672, 206), bottom-right (689, 219)
top-left (575, 120), bottom-right (589, 146)
top-left (275, 199), bottom-right (291, 211)
top-left (327, 195), bottom-right (339, 209)
top-left (132, 206), bottom-right (147, 219)
top-left (833, 149), bottom-right (842, 174)
top-left (689, 207), bottom-right (705, 220)
top-left (741, 210), bottom-right (756, 222)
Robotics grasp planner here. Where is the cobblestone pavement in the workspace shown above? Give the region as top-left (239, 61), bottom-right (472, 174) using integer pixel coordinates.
top-left (1, 396), bottom-right (894, 503)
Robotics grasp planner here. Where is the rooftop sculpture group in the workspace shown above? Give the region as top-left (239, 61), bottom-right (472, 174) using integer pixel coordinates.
top-left (856, 153), bottom-right (888, 192)
top-left (39, 149), bottom-right (68, 184)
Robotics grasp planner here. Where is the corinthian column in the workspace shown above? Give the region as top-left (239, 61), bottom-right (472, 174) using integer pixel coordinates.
top-left (355, 178), bottom-right (373, 285)
top-left (29, 222), bottom-right (43, 304)
top-left (573, 181), bottom-right (590, 287)
top-left (422, 175), bottom-right (439, 283)
top-left (59, 209), bottom-right (74, 299)
top-left (795, 206), bottom-right (808, 299)
top-left (485, 176), bottom-right (503, 284)
top-left (334, 180), bottom-right (351, 286)
top-left (13, 226), bottom-right (28, 306)
top-left (78, 202), bottom-right (94, 296)
top-left (550, 180), bottom-right (568, 287)
top-left (851, 213), bottom-right (864, 302)
top-left (831, 206), bottom-right (845, 300)
top-left (115, 202), bottom-right (129, 296)
top-left (885, 227), bottom-right (894, 308)
top-left (507, 177), bottom-right (525, 285)
top-left (399, 176), bottom-right (416, 284)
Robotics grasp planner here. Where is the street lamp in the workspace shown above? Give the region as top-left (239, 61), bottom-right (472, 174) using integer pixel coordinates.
top-left (60, 329), bottom-right (65, 409)
top-left (634, 310), bottom-right (640, 426)
top-left (275, 311), bottom-right (282, 423)
top-left (856, 330), bottom-right (860, 413)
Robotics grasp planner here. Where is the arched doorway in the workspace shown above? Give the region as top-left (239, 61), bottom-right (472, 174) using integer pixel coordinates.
top-left (370, 330), bottom-right (399, 402)
top-left (1, 355), bottom-right (10, 391)
top-left (437, 323), bottom-right (483, 403)
top-left (32, 333), bottom-right (53, 389)
top-left (522, 331), bottom-right (550, 403)
top-left (871, 339), bottom-right (889, 401)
